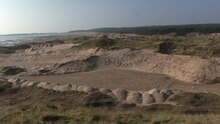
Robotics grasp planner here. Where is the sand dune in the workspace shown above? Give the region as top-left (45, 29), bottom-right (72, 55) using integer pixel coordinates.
top-left (0, 42), bottom-right (220, 95)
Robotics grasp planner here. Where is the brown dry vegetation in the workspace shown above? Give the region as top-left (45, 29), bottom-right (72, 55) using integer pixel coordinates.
top-left (0, 81), bottom-right (220, 124)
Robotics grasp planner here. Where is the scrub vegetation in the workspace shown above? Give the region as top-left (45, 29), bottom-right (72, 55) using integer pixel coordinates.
top-left (0, 82), bottom-right (220, 124)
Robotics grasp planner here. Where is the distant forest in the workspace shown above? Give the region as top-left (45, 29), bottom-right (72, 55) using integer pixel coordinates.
top-left (71, 24), bottom-right (220, 35)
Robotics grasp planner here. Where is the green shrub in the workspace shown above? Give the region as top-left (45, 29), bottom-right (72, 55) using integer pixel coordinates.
top-left (95, 36), bottom-right (116, 48)
top-left (158, 41), bottom-right (176, 54)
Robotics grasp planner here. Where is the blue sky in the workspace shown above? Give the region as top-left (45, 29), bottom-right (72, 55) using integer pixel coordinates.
top-left (0, 0), bottom-right (220, 34)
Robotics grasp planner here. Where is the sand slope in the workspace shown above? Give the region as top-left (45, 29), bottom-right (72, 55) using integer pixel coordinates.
top-left (0, 43), bottom-right (219, 85)
top-left (48, 48), bottom-right (220, 84)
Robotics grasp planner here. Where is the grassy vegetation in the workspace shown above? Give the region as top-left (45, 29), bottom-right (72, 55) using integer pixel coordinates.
top-left (1, 29), bottom-right (220, 57)
top-left (0, 44), bottom-right (31, 54)
top-left (75, 36), bottom-right (116, 49)
top-left (0, 66), bottom-right (26, 76)
top-left (82, 91), bottom-right (116, 107)
top-left (75, 33), bottom-right (220, 57)
top-left (0, 84), bottom-right (220, 124)
top-left (0, 39), bottom-right (64, 54)
top-left (170, 92), bottom-right (220, 107)
top-left (29, 39), bottom-right (64, 46)
top-left (94, 36), bottom-right (116, 49)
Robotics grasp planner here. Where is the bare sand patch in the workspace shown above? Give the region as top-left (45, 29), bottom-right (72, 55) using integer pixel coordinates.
top-left (21, 69), bottom-right (220, 95)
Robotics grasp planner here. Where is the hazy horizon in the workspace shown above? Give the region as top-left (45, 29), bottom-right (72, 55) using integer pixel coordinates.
top-left (1, 0), bottom-right (220, 35)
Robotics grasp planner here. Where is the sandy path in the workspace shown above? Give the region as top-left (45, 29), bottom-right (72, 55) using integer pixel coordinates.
top-left (21, 69), bottom-right (220, 95)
